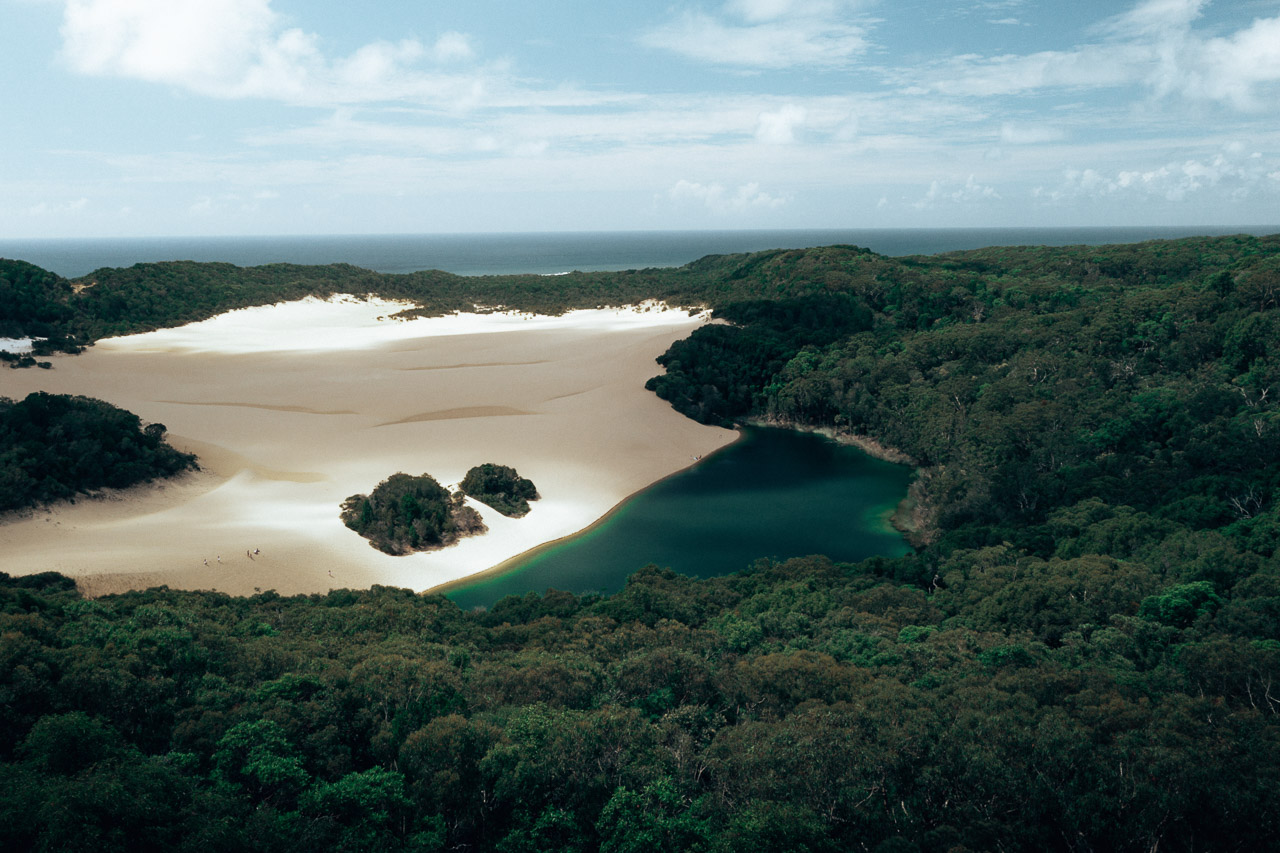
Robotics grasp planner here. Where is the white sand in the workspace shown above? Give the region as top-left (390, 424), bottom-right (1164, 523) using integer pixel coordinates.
top-left (0, 297), bottom-right (736, 598)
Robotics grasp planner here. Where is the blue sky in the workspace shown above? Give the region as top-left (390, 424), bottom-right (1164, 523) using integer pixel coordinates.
top-left (3, 0), bottom-right (1279, 237)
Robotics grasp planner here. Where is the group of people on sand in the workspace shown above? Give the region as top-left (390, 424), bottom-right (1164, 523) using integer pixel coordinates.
top-left (202, 548), bottom-right (260, 566)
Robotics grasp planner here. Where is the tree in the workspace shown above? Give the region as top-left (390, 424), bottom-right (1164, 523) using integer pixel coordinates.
top-left (341, 473), bottom-right (485, 554)
top-left (460, 464), bottom-right (540, 518)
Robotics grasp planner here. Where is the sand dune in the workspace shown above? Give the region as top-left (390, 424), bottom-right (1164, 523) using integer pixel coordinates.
top-left (0, 297), bottom-right (735, 599)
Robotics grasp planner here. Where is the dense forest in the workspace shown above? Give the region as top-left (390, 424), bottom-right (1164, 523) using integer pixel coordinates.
top-left (3, 234), bottom-right (1280, 850)
top-left (0, 392), bottom-right (197, 513)
top-left (460, 464), bottom-right (540, 518)
top-left (341, 474), bottom-right (485, 556)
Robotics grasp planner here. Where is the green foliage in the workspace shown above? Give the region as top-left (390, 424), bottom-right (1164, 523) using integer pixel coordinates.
top-left (341, 473), bottom-right (485, 555)
top-left (1, 557), bottom-right (1279, 851)
top-left (460, 463), bottom-right (539, 518)
top-left (18, 712), bottom-right (125, 775)
top-left (596, 778), bottom-right (711, 853)
top-left (214, 719), bottom-right (310, 803)
top-left (1139, 581), bottom-right (1223, 628)
top-left (0, 259), bottom-right (78, 343)
top-left (0, 392), bottom-right (197, 513)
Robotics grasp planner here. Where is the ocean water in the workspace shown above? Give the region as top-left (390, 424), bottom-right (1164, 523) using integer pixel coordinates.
top-left (3, 226), bottom-right (1276, 279)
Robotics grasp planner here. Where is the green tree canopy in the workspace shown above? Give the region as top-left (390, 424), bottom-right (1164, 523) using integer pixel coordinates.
top-left (460, 464), bottom-right (539, 518)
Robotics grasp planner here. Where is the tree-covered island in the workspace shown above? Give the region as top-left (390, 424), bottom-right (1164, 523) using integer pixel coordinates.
top-left (460, 463), bottom-right (540, 518)
top-left (340, 473), bottom-right (486, 555)
top-left (2, 234), bottom-right (1280, 850)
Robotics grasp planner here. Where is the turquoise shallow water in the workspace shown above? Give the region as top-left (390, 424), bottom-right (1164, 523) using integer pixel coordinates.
top-left (447, 427), bottom-right (913, 610)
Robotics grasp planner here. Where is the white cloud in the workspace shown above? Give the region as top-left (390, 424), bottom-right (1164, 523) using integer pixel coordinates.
top-left (62, 0), bottom-right (293, 88)
top-left (26, 197), bottom-right (89, 216)
top-left (727, 0), bottom-right (816, 23)
top-left (913, 0), bottom-right (1280, 109)
top-left (668, 180), bottom-right (788, 213)
top-left (756, 104), bottom-right (807, 144)
top-left (972, 0), bottom-right (1027, 9)
top-left (57, 0), bottom-right (491, 107)
top-left (1180, 16), bottom-right (1280, 109)
top-left (640, 0), bottom-right (871, 69)
top-left (921, 45), bottom-right (1145, 97)
top-left (1099, 0), bottom-right (1205, 39)
top-left (428, 32), bottom-right (475, 64)
top-left (999, 122), bottom-right (1065, 144)
top-left (1036, 148), bottom-right (1280, 203)
top-left (247, 93), bottom-right (911, 157)
top-left (913, 175), bottom-right (1001, 209)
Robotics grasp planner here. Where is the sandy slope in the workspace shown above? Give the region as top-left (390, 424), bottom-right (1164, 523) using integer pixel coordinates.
top-left (0, 297), bottom-right (735, 597)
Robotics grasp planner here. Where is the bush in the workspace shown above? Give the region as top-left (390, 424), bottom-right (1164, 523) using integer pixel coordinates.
top-left (460, 464), bottom-right (539, 518)
top-left (341, 472), bottom-right (486, 555)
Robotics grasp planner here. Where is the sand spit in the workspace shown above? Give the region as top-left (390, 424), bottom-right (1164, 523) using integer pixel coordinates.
top-left (0, 297), bottom-right (736, 598)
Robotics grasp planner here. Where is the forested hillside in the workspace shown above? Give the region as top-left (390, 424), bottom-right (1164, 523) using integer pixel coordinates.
top-left (3, 235), bottom-right (1280, 851)
top-left (0, 392), bottom-right (197, 513)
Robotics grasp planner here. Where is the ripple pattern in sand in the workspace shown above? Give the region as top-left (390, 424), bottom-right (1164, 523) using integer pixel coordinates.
top-left (160, 400), bottom-right (357, 415)
top-left (377, 406), bottom-right (533, 426)
top-left (396, 360), bottom-right (549, 371)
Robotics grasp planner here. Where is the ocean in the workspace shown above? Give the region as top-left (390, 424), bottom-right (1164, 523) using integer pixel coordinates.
top-left (3, 226), bottom-right (1276, 279)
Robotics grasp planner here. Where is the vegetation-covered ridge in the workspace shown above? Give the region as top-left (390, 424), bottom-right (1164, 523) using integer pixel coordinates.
top-left (340, 473), bottom-right (485, 555)
top-left (0, 392), bottom-right (198, 514)
top-left (0, 254), bottom-right (709, 352)
top-left (460, 463), bottom-right (539, 518)
top-left (5, 233), bottom-right (1277, 349)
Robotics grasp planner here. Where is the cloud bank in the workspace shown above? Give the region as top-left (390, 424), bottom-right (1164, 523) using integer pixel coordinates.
top-left (59, 0), bottom-right (486, 106)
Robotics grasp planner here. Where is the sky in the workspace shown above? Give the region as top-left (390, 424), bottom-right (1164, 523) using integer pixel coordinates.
top-left (3, 0), bottom-right (1279, 238)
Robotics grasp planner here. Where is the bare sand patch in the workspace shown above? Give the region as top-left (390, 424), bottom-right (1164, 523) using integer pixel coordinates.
top-left (0, 297), bottom-right (734, 597)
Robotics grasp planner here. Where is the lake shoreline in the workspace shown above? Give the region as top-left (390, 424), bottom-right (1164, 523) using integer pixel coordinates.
top-left (743, 415), bottom-right (936, 544)
top-left (428, 429), bottom-right (749, 601)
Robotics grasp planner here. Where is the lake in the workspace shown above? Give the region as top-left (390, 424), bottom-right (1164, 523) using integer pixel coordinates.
top-left (447, 427), bottom-right (913, 609)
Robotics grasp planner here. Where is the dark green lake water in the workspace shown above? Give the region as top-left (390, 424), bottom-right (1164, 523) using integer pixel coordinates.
top-left (447, 427), bottom-right (913, 610)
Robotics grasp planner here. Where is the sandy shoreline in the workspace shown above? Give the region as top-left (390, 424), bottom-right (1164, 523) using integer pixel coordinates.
top-left (0, 297), bottom-right (736, 598)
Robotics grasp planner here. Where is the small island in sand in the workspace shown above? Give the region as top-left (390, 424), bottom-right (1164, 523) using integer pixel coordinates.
top-left (341, 472), bottom-right (486, 555)
top-left (460, 463), bottom-right (540, 518)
